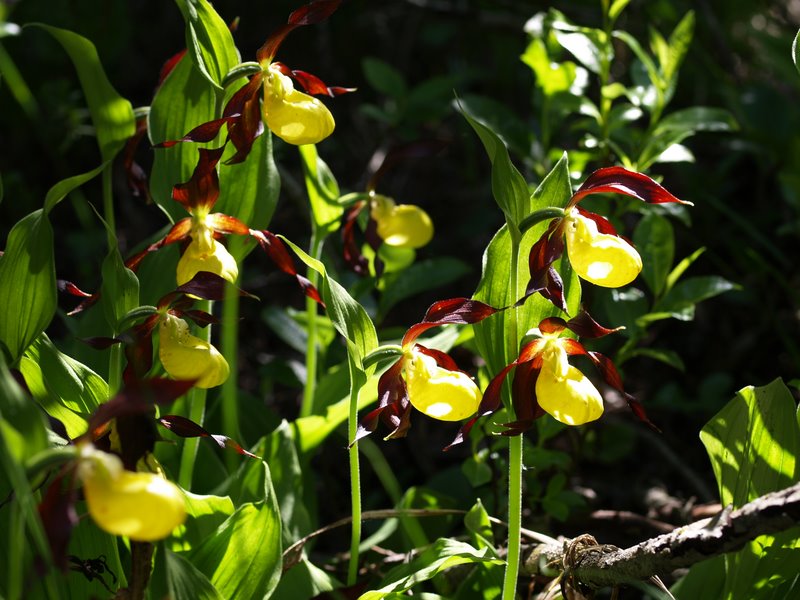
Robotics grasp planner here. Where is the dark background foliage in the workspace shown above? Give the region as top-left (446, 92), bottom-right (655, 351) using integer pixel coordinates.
top-left (2, 0), bottom-right (800, 569)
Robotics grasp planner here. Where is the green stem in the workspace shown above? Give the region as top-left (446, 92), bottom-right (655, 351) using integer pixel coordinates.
top-left (300, 232), bottom-right (323, 418)
top-left (178, 300), bottom-right (212, 490)
top-left (501, 227), bottom-right (523, 600)
top-left (347, 373), bottom-right (362, 586)
top-left (101, 166), bottom-right (125, 395)
top-left (221, 237), bottom-right (247, 473)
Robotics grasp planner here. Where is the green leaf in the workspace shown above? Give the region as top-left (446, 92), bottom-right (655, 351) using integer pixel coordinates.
top-left (653, 275), bottom-right (737, 320)
top-left (174, 0), bottom-right (240, 89)
top-left (0, 350), bottom-right (48, 462)
top-left (464, 499), bottom-right (495, 550)
top-left (271, 557), bottom-right (339, 599)
top-left (521, 38), bottom-right (576, 96)
top-left (793, 29), bottom-right (800, 75)
top-left (664, 246), bottom-right (705, 294)
top-left (662, 11), bottom-right (695, 86)
top-left (358, 538), bottom-right (503, 600)
top-left (378, 257), bottom-right (471, 320)
top-left (473, 155), bottom-right (580, 375)
top-left (18, 333), bottom-right (108, 434)
top-left (362, 57), bottom-right (407, 100)
top-left (280, 238), bottom-right (378, 367)
top-left (298, 144), bottom-right (343, 237)
top-left (0, 210), bottom-right (55, 364)
top-left (30, 24), bottom-right (135, 162)
top-left (189, 461), bottom-right (282, 599)
top-left (458, 99), bottom-right (531, 229)
top-left (166, 550), bottom-right (224, 600)
top-left (43, 162), bottom-right (108, 215)
top-left (552, 29), bottom-right (608, 75)
top-left (628, 347), bottom-right (685, 371)
top-left (149, 53), bottom-right (217, 223)
top-left (633, 212), bottom-right (674, 298)
top-left (608, 0), bottom-right (632, 23)
top-left (172, 492), bottom-right (235, 553)
top-left (218, 128), bottom-right (279, 235)
top-left (699, 379), bottom-right (800, 599)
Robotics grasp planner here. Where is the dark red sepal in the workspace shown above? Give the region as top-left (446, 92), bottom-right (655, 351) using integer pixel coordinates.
top-left (570, 166), bottom-right (688, 208)
top-left (253, 231), bottom-right (324, 306)
top-left (286, 68), bottom-right (355, 97)
top-left (175, 271), bottom-right (254, 301)
top-left (207, 213), bottom-right (251, 236)
top-left (353, 359), bottom-right (410, 443)
top-left (256, 0), bottom-right (342, 63)
top-left (58, 280), bottom-right (92, 298)
top-left (565, 311), bottom-right (623, 339)
top-left (158, 414), bottom-right (259, 459)
top-left (413, 345), bottom-right (459, 372)
top-left (155, 118), bottom-right (236, 149)
top-left (81, 336), bottom-right (124, 350)
top-left (223, 76), bottom-right (265, 165)
top-left (172, 147), bottom-right (226, 211)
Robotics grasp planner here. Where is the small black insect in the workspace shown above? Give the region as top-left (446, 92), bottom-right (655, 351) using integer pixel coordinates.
top-left (68, 554), bottom-right (117, 593)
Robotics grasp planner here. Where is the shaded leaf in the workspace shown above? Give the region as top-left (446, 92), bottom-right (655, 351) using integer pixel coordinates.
top-left (633, 212), bottom-right (674, 298)
top-left (165, 549), bottom-right (224, 600)
top-left (298, 143), bottom-right (342, 237)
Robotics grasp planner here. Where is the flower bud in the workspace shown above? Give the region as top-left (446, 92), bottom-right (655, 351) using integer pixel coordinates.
top-left (78, 446), bottom-right (186, 542)
top-left (262, 69), bottom-right (335, 146)
top-left (405, 351), bottom-right (481, 421)
top-left (176, 221), bottom-right (238, 286)
top-left (536, 344), bottom-right (603, 426)
top-left (370, 195), bottom-right (434, 249)
top-left (158, 314), bottom-right (229, 389)
top-left (564, 211), bottom-right (642, 288)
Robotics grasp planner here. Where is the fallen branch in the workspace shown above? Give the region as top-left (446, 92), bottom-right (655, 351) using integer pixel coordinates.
top-left (522, 480), bottom-right (800, 589)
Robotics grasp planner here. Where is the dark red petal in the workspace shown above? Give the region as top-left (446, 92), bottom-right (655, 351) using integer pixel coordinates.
top-left (58, 280), bottom-right (92, 298)
top-left (158, 415), bottom-right (259, 459)
top-left (511, 361), bottom-right (541, 423)
top-left (517, 338), bottom-right (547, 363)
top-left (566, 311), bottom-right (623, 339)
top-left (289, 69), bottom-right (355, 97)
top-left (172, 147), bottom-right (226, 211)
top-left (354, 359), bottom-right (407, 443)
top-left (560, 338), bottom-right (588, 357)
top-left (123, 117), bottom-right (151, 201)
top-left (252, 230), bottom-right (324, 306)
top-left (38, 470), bottom-right (78, 571)
top-left (154, 117), bottom-right (235, 148)
top-left (158, 49), bottom-right (187, 85)
top-left (125, 217), bottom-right (193, 272)
top-left (223, 76), bottom-right (265, 165)
top-left (175, 271), bottom-right (254, 301)
top-left (181, 309), bottom-right (219, 328)
top-left (570, 166), bottom-right (688, 207)
top-left (80, 336), bottom-right (123, 350)
top-left (402, 298), bottom-right (501, 346)
top-left (342, 202), bottom-right (370, 275)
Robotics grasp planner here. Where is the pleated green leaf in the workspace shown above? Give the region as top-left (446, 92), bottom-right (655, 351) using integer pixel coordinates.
top-left (0, 210), bottom-right (55, 364)
top-left (299, 143), bottom-right (343, 237)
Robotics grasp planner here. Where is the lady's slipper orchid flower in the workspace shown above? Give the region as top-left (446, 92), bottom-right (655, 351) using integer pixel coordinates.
top-left (355, 298), bottom-right (500, 442)
top-left (77, 445), bottom-right (185, 542)
top-left (158, 313), bottom-right (229, 389)
top-left (343, 194), bottom-right (434, 276)
top-left (449, 312), bottom-right (656, 448)
top-left (526, 167), bottom-right (689, 310)
top-left (370, 194), bottom-right (434, 249)
top-left (156, 0), bottom-right (351, 160)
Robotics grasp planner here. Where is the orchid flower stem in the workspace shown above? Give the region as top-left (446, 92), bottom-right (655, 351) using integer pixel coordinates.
top-left (502, 227), bottom-right (524, 600)
top-left (178, 300), bottom-right (213, 490)
top-left (221, 273), bottom-right (242, 473)
top-left (300, 232), bottom-right (324, 418)
top-left (347, 376), bottom-right (362, 587)
top-left (101, 166), bottom-right (124, 395)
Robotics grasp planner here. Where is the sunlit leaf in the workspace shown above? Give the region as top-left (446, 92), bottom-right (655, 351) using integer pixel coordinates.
top-left (165, 549), bottom-right (224, 600)
top-left (699, 379), bottom-right (800, 599)
top-left (188, 461), bottom-right (282, 599)
top-left (298, 143), bottom-right (342, 237)
top-left (358, 538), bottom-right (503, 600)
top-left (174, 0), bottom-right (239, 89)
top-left (0, 210), bottom-right (55, 363)
top-left (30, 24), bottom-right (135, 162)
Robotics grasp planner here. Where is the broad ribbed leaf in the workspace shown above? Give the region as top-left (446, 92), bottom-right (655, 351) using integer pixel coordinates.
top-left (0, 349), bottom-right (48, 461)
top-left (174, 0), bottom-right (239, 89)
top-left (189, 462), bottom-right (282, 599)
top-left (458, 100), bottom-right (531, 230)
top-left (31, 24), bottom-right (135, 162)
top-left (166, 550), bottom-right (224, 600)
top-left (149, 54), bottom-right (217, 223)
top-left (0, 210), bottom-right (55, 363)
top-left (43, 162), bottom-right (107, 215)
top-left (699, 379), bottom-right (800, 599)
